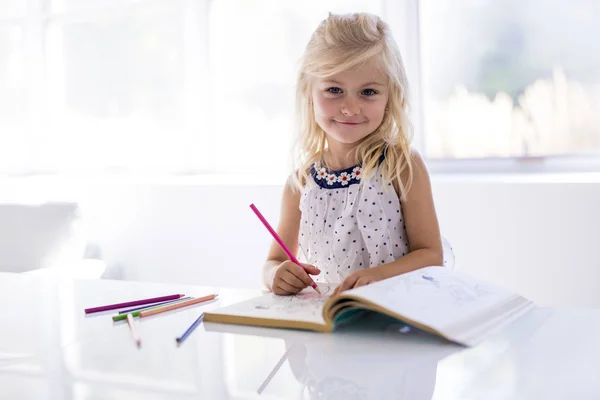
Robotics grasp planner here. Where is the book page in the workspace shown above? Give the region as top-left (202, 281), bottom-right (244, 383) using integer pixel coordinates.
top-left (207, 284), bottom-right (332, 326)
top-left (344, 266), bottom-right (530, 341)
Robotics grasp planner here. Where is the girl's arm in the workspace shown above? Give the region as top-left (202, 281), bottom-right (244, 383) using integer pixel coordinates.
top-left (381, 149), bottom-right (443, 276)
top-left (334, 150), bottom-right (443, 293)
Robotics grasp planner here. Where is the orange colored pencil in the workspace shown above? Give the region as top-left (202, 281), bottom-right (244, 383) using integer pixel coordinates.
top-left (139, 294), bottom-right (218, 318)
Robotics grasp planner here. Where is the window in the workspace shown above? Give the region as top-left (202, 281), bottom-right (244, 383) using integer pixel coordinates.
top-left (1, 0), bottom-right (203, 175)
top-left (44, 2), bottom-right (187, 173)
top-left (206, 0), bottom-right (384, 174)
top-left (2, 0), bottom-right (599, 176)
top-left (0, 0), bottom-right (25, 17)
top-left (0, 0), bottom-right (386, 176)
top-left (0, 22), bottom-right (27, 172)
top-left (420, 0), bottom-right (600, 161)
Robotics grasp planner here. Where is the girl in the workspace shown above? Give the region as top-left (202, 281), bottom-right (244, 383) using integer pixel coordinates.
top-left (263, 12), bottom-right (443, 295)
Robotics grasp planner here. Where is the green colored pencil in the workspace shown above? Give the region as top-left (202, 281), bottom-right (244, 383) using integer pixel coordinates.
top-left (112, 297), bottom-right (192, 321)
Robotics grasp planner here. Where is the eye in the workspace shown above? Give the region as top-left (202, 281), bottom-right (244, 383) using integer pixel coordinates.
top-left (362, 88), bottom-right (378, 96)
top-left (326, 87), bottom-right (343, 94)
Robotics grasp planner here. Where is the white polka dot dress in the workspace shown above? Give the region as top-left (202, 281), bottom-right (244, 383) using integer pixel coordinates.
top-left (298, 160), bottom-right (410, 284)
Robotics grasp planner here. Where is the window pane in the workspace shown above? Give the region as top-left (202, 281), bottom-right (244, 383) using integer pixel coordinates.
top-left (207, 0), bottom-right (384, 174)
top-left (0, 1), bottom-right (26, 17)
top-left (50, 0), bottom-right (148, 14)
top-left (0, 25), bottom-right (24, 117)
top-left (44, 5), bottom-right (190, 173)
top-left (0, 25), bottom-right (28, 172)
top-left (421, 0), bottom-right (600, 159)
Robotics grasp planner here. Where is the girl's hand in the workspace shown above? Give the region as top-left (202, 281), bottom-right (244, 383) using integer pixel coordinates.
top-left (333, 268), bottom-right (383, 295)
top-left (272, 260), bottom-right (321, 295)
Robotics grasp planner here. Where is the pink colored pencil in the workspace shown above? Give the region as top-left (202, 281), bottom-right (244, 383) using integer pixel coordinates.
top-left (84, 294), bottom-right (185, 314)
top-left (249, 203), bottom-right (320, 294)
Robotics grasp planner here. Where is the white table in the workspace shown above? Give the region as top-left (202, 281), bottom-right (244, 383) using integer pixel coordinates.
top-left (1, 272), bottom-right (598, 400)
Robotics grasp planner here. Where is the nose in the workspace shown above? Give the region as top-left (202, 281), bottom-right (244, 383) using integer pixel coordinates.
top-left (341, 97), bottom-right (361, 116)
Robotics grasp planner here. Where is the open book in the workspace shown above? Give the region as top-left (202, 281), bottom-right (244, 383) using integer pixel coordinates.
top-left (203, 266), bottom-right (535, 346)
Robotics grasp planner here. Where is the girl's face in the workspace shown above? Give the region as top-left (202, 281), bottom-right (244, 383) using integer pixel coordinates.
top-left (311, 58), bottom-right (389, 146)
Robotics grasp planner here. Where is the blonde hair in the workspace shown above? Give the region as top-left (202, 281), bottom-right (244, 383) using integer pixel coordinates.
top-left (291, 12), bottom-right (414, 200)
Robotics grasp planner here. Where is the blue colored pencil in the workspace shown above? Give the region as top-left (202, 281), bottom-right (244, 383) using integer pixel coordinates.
top-left (176, 313), bottom-right (204, 343)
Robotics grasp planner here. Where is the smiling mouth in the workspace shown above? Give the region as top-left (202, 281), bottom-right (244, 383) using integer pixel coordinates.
top-left (335, 121), bottom-right (365, 125)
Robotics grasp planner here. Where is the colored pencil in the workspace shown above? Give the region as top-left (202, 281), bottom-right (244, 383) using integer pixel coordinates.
top-left (118, 297), bottom-right (192, 314)
top-left (139, 294), bottom-right (218, 318)
top-left (126, 312), bottom-right (141, 347)
top-left (250, 203), bottom-right (320, 293)
top-left (112, 297), bottom-right (192, 322)
top-left (176, 313), bottom-right (205, 343)
top-left (85, 293), bottom-right (185, 314)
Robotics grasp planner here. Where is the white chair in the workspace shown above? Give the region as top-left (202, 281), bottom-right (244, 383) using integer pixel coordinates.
top-left (0, 202), bottom-right (105, 279)
top-left (442, 236), bottom-right (455, 269)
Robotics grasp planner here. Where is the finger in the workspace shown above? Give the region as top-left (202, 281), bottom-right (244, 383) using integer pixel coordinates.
top-left (280, 272), bottom-right (307, 290)
top-left (300, 263), bottom-right (321, 275)
top-left (332, 283), bottom-right (344, 296)
top-left (273, 285), bottom-right (290, 295)
top-left (354, 277), bottom-right (373, 288)
top-left (337, 275), bottom-right (359, 294)
top-left (289, 263), bottom-right (317, 287)
top-left (276, 280), bottom-right (300, 295)
top-left (332, 285), bottom-right (340, 295)
top-left (272, 283), bottom-right (291, 295)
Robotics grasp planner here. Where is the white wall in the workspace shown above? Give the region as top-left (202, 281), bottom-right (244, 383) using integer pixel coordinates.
top-left (432, 175), bottom-right (600, 308)
top-left (2, 174), bottom-right (600, 308)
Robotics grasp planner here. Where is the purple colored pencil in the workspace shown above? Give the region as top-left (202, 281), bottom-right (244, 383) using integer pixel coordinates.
top-left (84, 294), bottom-right (185, 314)
top-left (118, 297), bottom-right (192, 314)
